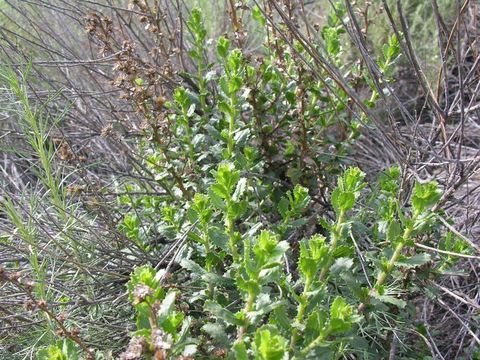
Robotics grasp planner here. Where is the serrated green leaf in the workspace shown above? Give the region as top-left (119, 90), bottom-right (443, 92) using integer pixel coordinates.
top-left (37, 339), bottom-right (79, 360)
top-left (252, 5), bottom-right (266, 26)
top-left (180, 258), bottom-right (206, 276)
top-left (330, 257), bottom-right (353, 275)
top-left (292, 184), bottom-right (311, 213)
top-left (233, 177), bottom-right (247, 201)
top-left (232, 341), bottom-right (249, 360)
top-left (211, 183), bottom-right (230, 199)
top-left (299, 235), bottom-right (329, 279)
top-left (305, 310), bottom-right (328, 341)
top-left (372, 293), bottom-right (407, 308)
top-left (331, 189), bottom-right (355, 213)
top-left (249, 298), bottom-right (285, 324)
top-left (330, 297), bottom-right (351, 319)
top-left (322, 27), bottom-right (341, 56)
top-left (204, 300), bottom-right (244, 326)
top-left (378, 166), bottom-right (400, 194)
top-left (208, 226), bottom-right (229, 251)
top-left (215, 162), bottom-right (240, 192)
top-left (162, 311), bottom-right (184, 335)
top-left (218, 100), bottom-right (231, 114)
top-left (411, 181), bottom-right (441, 214)
top-left (186, 103), bottom-right (196, 117)
top-left (253, 231), bottom-right (288, 266)
top-left (396, 253), bottom-right (431, 268)
top-left (135, 303), bottom-right (151, 330)
top-left (344, 167), bottom-right (365, 191)
top-left (228, 200), bottom-right (247, 220)
top-left (217, 36), bottom-right (230, 58)
top-left (158, 291), bottom-right (177, 323)
top-left (209, 188), bottom-right (225, 209)
top-left (254, 327), bottom-right (288, 360)
top-left (36, 347), bottom-right (61, 360)
top-left (202, 323), bottom-right (229, 346)
top-left (329, 318), bottom-right (351, 334)
top-left (387, 221), bottom-right (402, 242)
top-left (278, 197), bottom-right (289, 220)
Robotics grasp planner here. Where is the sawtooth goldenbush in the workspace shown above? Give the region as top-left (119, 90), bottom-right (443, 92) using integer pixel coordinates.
top-left (99, 6), bottom-right (469, 360)
top-left (0, 1), bottom-right (477, 360)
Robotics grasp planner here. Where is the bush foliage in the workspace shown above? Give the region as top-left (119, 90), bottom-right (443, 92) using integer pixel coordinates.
top-left (0, 1), bottom-right (479, 360)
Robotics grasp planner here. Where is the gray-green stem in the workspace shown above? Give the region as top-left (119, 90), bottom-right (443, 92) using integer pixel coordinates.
top-left (237, 290), bottom-right (255, 341)
top-left (227, 97), bottom-right (237, 158)
top-left (319, 210), bottom-right (345, 280)
top-left (374, 227), bottom-right (413, 288)
top-left (300, 326), bottom-right (332, 357)
top-left (203, 224), bottom-right (215, 299)
top-left (290, 277), bottom-right (312, 350)
top-left (358, 226), bottom-right (414, 312)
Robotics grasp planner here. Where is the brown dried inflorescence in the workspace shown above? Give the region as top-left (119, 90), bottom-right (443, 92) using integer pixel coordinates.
top-left (119, 336), bottom-right (148, 360)
top-left (132, 284), bottom-right (153, 305)
top-left (151, 328), bottom-right (173, 360)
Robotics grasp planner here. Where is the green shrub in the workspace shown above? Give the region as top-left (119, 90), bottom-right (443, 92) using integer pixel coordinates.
top-left (120, 160), bottom-right (461, 359)
top-left (82, 7), bottom-right (468, 360)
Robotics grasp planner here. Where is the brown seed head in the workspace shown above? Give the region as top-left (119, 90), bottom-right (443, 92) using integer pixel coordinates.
top-left (37, 299), bottom-right (47, 309)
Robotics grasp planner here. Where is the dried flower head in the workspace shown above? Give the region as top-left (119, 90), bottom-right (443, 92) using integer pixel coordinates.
top-left (119, 336), bottom-right (147, 360)
top-left (152, 329), bottom-right (173, 351)
top-left (132, 284), bottom-right (153, 305)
